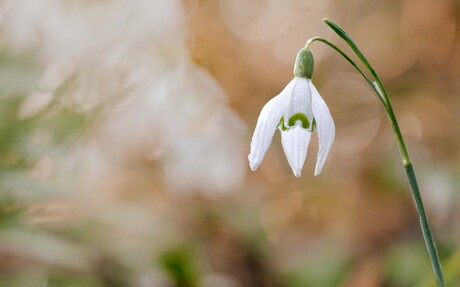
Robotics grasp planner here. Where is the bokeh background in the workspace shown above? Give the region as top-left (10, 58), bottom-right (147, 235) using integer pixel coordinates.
top-left (0, 0), bottom-right (459, 286)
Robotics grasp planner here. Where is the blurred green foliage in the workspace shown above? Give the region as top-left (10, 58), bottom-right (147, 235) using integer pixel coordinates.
top-left (160, 246), bottom-right (200, 287)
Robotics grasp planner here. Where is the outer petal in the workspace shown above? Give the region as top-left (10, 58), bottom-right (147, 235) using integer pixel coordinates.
top-left (248, 79), bottom-right (294, 171)
top-left (310, 82), bottom-right (335, 176)
top-left (281, 125), bottom-right (311, 177)
top-left (284, 77), bottom-right (313, 127)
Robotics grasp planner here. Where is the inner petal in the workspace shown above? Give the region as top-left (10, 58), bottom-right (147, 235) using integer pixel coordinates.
top-left (281, 125), bottom-right (312, 177)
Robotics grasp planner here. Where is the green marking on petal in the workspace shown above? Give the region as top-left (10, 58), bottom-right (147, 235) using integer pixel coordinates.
top-left (279, 116), bottom-right (289, 131)
top-left (288, 113), bottom-right (310, 129)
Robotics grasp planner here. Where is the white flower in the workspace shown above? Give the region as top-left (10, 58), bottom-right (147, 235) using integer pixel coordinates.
top-left (248, 76), bottom-right (335, 177)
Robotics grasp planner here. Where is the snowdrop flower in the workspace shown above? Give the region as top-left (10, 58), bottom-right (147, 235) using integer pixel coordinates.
top-left (248, 47), bottom-right (335, 177)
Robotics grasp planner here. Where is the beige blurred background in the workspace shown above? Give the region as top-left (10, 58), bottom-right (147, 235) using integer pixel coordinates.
top-left (0, 0), bottom-right (459, 286)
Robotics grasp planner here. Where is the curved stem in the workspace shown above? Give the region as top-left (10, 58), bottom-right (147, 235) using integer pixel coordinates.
top-left (306, 37), bottom-right (385, 106)
top-left (321, 18), bottom-right (446, 287)
top-left (305, 37), bottom-right (370, 85)
top-left (322, 19), bottom-right (387, 102)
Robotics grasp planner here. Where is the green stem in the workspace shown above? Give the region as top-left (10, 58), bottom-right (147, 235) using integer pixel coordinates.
top-left (317, 18), bottom-right (446, 287)
top-left (405, 163), bottom-right (446, 287)
top-left (305, 37), bottom-right (385, 106)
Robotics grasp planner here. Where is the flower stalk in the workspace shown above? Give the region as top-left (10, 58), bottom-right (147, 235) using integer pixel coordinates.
top-left (311, 18), bottom-right (446, 287)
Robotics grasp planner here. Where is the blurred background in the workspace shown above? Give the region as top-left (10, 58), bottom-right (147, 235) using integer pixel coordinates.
top-left (0, 0), bottom-right (459, 286)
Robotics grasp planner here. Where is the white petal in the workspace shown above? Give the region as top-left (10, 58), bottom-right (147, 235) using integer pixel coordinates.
top-left (310, 82), bottom-right (335, 176)
top-left (284, 77), bottom-right (313, 127)
top-left (248, 80), bottom-right (294, 171)
top-left (281, 125), bottom-right (311, 177)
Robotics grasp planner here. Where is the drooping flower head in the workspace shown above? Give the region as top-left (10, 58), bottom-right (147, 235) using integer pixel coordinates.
top-left (248, 47), bottom-right (335, 177)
